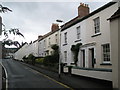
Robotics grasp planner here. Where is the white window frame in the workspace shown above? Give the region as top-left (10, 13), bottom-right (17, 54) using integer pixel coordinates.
top-left (76, 26), bottom-right (81, 40)
top-left (64, 32), bottom-right (67, 44)
top-left (64, 51), bottom-right (67, 62)
top-left (94, 17), bottom-right (100, 34)
top-left (55, 34), bottom-right (58, 43)
top-left (102, 43), bottom-right (111, 63)
top-left (48, 37), bottom-right (51, 46)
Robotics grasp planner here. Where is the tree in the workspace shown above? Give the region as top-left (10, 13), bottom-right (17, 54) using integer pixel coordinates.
top-left (0, 4), bottom-right (12, 13)
top-left (0, 4), bottom-right (24, 48)
top-left (71, 43), bottom-right (82, 66)
top-left (51, 44), bottom-right (59, 63)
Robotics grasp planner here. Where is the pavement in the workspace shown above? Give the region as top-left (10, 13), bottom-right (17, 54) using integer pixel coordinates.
top-left (20, 61), bottom-right (113, 89)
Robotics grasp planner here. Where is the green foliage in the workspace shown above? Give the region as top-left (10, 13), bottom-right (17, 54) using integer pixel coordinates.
top-left (71, 43), bottom-right (82, 65)
top-left (35, 58), bottom-right (44, 64)
top-left (28, 54), bottom-right (36, 65)
top-left (51, 44), bottom-right (59, 63)
top-left (43, 54), bottom-right (59, 66)
top-left (22, 55), bottom-right (28, 63)
top-left (0, 4), bottom-right (24, 48)
top-left (22, 55), bottom-right (27, 60)
top-left (51, 44), bottom-right (59, 51)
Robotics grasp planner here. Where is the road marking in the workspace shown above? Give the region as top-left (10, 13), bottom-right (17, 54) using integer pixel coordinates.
top-left (0, 62), bottom-right (8, 90)
top-left (28, 66), bottom-right (73, 89)
top-left (21, 62), bottom-right (74, 89)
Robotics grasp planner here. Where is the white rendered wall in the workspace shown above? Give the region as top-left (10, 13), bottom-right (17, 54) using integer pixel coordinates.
top-left (61, 3), bottom-right (118, 69)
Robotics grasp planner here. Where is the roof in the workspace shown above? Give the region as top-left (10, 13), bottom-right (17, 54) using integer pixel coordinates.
top-left (108, 7), bottom-right (120, 20)
top-left (38, 28), bottom-right (59, 42)
top-left (61, 2), bottom-right (116, 31)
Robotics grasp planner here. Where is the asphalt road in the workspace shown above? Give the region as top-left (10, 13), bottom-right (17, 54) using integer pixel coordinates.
top-left (2, 59), bottom-right (69, 89)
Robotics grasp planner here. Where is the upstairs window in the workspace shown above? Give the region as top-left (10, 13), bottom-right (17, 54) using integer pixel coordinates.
top-left (64, 32), bottom-right (67, 44)
top-left (94, 17), bottom-right (100, 34)
top-left (44, 40), bottom-right (46, 48)
top-left (49, 38), bottom-right (51, 46)
top-left (64, 51), bottom-right (67, 62)
top-left (76, 26), bottom-right (81, 39)
top-left (55, 34), bottom-right (58, 43)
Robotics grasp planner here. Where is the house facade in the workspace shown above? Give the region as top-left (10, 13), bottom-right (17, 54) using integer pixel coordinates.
top-left (109, 1), bottom-right (120, 88)
top-left (61, 2), bottom-right (118, 70)
top-left (38, 23), bottom-right (59, 57)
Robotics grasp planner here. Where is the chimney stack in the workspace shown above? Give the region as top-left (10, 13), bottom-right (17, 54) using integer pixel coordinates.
top-left (78, 3), bottom-right (89, 18)
top-left (51, 23), bottom-right (59, 32)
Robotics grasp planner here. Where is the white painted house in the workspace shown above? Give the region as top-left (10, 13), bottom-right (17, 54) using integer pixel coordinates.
top-left (38, 23), bottom-right (59, 57)
top-left (61, 2), bottom-right (118, 81)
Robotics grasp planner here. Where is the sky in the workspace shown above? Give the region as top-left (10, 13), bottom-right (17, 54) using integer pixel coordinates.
top-left (0, 0), bottom-right (112, 47)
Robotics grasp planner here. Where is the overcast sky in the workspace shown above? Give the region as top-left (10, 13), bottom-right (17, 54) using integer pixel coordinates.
top-left (0, 0), bottom-right (112, 47)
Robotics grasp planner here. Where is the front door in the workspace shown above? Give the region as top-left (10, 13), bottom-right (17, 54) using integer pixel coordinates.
top-left (89, 48), bottom-right (94, 68)
top-left (81, 50), bottom-right (85, 67)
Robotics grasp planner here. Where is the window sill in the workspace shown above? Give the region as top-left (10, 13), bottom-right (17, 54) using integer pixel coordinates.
top-left (75, 39), bottom-right (81, 42)
top-left (63, 43), bottom-right (67, 46)
top-left (100, 63), bottom-right (112, 65)
top-left (91, 33), bottom-right (101, 37)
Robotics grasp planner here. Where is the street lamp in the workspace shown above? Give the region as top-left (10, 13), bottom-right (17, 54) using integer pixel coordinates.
top-left (56, 19), bottom-right (64, 78)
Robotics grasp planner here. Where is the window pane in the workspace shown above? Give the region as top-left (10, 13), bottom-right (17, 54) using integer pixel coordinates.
top-left (94, 17), bottom-right (100, 34)
top-left (102, 44), bottom-right (110, 61)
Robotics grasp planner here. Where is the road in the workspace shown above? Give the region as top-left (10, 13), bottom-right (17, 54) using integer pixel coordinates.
top-left (2, 59), bottom-right (69, 89)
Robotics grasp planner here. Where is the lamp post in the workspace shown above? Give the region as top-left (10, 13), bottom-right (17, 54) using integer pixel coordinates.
top-left (56, 19), bottom-right (64, 78)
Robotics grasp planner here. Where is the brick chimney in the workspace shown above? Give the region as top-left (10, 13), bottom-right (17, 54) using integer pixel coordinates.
top-left (78, 3), bottom-right (89, 18)
top-left (51, 23), bottom-right (59, 32)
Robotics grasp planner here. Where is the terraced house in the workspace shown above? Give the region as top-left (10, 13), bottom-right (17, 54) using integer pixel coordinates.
top-left (13, 1), bottom-right (119, 83)
top-left (38, 23), bottom-right (60, 57)
top-left (61, 2), bottom-right (119, 81)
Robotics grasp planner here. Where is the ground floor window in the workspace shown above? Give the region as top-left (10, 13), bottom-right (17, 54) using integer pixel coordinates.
top-left (64, 51), bottom-right (67, 62)
top-left (102, 43), bottom-right (110, 62)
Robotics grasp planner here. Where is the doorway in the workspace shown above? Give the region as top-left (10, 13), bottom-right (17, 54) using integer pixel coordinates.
top-left (81, 50), bottom-right (85, 67)
top-left (89, 48), bottom-right (94, 68)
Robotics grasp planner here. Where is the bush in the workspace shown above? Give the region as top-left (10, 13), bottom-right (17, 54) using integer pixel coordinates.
top-left (28, 54), bottom-right (35, 65)
top-left (43, 55), bottom-right (52, 66)
top-left (22, 55), bottom-right (28, 63)
top-left (35, 58), bottom-right (44, 64)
